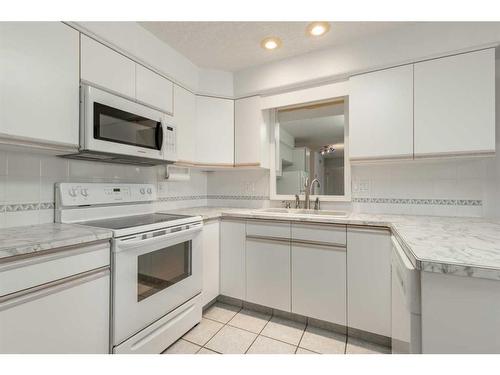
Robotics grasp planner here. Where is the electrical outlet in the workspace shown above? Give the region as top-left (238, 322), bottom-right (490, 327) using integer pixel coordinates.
top-left (359, 180), bottom-right (370, 193)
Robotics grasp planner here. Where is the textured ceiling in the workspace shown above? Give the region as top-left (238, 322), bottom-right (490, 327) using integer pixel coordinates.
top-left (139, 21), bottom-right (411, 72)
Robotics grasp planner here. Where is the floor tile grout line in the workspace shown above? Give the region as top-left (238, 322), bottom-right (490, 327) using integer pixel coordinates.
top-left (244, 314), bottom-right (273, 354)
top-left (183, 317), bottom-right (228, 348)
top-left (296, 319), bottom-right (309, 352)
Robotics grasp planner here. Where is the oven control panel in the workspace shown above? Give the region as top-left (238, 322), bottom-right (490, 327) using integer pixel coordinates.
top-left (56, 183), bottom-right (157, 207)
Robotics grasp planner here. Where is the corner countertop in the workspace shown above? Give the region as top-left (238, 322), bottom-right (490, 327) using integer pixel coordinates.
top-left (0, 223), bottom-right (113, 262)
top-left (164, 206), bottom-right (500, 281)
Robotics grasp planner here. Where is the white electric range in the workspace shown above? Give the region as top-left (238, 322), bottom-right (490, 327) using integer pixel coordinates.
top-left (55, 182), bottom-right (203, 354)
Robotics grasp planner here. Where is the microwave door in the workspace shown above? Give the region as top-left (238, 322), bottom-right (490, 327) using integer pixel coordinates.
top-left (82, 85), bottom-right (166, 160)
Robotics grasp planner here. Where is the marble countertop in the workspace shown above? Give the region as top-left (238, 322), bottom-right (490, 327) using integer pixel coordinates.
top-left (0, 223), bottom-right (113, 262)
top-left (164, 206), bottom-right (500, 280)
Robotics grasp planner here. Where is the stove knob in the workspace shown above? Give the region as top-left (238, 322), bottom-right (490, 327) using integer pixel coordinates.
top-left (68, 188), bottom-right (77, 197)
top-left (147, 188), bottom-right (152, 194)
top-left (81, 188), bottom-right (89, 197)
top-left (140, 188), bottom-right (145, 194)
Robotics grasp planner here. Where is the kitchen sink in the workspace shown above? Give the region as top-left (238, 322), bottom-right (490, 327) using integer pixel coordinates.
top-left (256, 208), bottom-right (347, 217)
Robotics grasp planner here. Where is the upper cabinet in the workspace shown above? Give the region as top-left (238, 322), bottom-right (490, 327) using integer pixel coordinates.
top-left (0, 22), bottom-right (79, 147)
top-left (234, 96), bottom-right (270, 168)
top-left (80, 35), bottom-right (136, 99)
top-left (195, 96), bottom-right (234, 166)
top-left (174, 84), bottom-right (196, 163)
top-left (81, 35), bottom-right (173, 114)
top-left (349, 65), bottom-right (414, 161)
top-left (414, 49), bottom-right (495, 157)
top-left (349, 49), bottom-right (496, 162)
top-left (136, 65), bottom-right (173, 114)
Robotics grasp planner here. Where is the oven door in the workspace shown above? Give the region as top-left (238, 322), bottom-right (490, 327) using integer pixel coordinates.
top-left (81, 84), bottom-right (167, 161)
top-left (112, 223), bottom-right (202, 346)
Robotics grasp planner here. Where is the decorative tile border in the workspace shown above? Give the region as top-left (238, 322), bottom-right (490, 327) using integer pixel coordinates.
top-left (158, 195), bottom-right (269, 202)
top-left (0, 202), bottom-right (55, 213)
top-left (352, 197), bottom-right (482, 206)
top-left (0, 195), bottom-right (270, 212)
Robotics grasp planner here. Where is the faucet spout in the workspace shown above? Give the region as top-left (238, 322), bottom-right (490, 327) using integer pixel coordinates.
top-left (305, 178), bottom-right (321, 209)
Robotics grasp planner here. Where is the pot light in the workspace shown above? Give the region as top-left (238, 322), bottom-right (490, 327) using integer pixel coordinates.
top-left (307, 22), bottom-right (330, 37)
top-left (261, 37), bottom-right (282, 50)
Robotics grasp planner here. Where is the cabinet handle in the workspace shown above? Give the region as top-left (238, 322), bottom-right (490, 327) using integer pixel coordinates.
top-left (291, 239), bottom-right (346, 250)
top-left (0, 266), bottom-right (109, 308)
top-left (246, 235), bottom-right (290, 244)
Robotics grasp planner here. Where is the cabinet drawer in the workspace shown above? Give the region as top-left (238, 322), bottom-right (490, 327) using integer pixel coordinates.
top-left (291, 223), bottom-right (346, 246)
top-left (0, 241), bottom-right (110, 297)
top-left (246, 220), bottom-right (290, 239)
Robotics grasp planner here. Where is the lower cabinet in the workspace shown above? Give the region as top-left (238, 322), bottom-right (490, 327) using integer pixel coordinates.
top-left (201, 220), bottom-right (220, 306)
top-left (220, 219), bottom-right (246, 300)
top-left (246, 236), bottom-right (291, 311)
top-left (292, 242), bottom-right (346, 325)
top-left (0, 269), bottom-right (110, 354)
top-left (347, 226), bottom-right (391, 337)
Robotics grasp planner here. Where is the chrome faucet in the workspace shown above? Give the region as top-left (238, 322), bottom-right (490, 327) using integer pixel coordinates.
top-left (304, 177), bottom-right (321, 209)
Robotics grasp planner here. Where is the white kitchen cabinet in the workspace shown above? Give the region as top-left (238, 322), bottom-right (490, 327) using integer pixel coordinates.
top-left (136, 64), bottom-right (173, 114)
top-left (292, 242), bottom-right (346, 325)
top-left (201, 220), bottom-right (220, 306)
top-left (347, 227), bottom-right (391, 338)
top-left (414, 49), bottom-right (495, 157)
top-left (349, 65), bottom-right (414, 161)
top-left (421, 271), bottom-right (500, 353)
top-left (246, 221), bottom-right (291, 311)
top-left (0, 22), bottom-right (79, 146)
top-left (220, 219), bottom-right (246, 300)
top-left (195, 96), bottom-right (234, 165)
top-left (80, 34), bottom-right (136, 99)
top-left (0, 269), bottom-right (110, 354)
top-left (173, 84), bottom-right (197, 163)
top-left (234, 96), bottom-right (269, 168)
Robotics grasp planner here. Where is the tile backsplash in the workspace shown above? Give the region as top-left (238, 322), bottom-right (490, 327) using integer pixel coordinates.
top-left (0, 149), bottom-right (207, 228)
top-left (1, 146), bottom-right (500, 229)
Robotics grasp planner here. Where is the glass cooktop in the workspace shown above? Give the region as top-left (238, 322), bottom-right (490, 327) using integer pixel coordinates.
top-left (80, 213), bottom-right (191, 230)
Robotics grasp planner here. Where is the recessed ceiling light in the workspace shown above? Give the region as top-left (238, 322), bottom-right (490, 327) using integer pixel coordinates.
top-left (307, 22), bottom-right (331, 37)
top-left (261, 36), bottom-right (282, 50)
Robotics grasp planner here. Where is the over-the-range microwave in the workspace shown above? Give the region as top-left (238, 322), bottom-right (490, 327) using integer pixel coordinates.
top-left (62, 84), bottom-right (177, 165)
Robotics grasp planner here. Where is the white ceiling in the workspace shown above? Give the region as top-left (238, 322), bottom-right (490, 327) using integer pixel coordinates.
top-left (282, 115), bottom-right (345, 147)
top-left (139, 22), bottom-right (411, 72)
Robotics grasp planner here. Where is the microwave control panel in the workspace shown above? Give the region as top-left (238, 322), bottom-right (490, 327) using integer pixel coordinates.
top-left (163, 121), bottom-right (177, 161)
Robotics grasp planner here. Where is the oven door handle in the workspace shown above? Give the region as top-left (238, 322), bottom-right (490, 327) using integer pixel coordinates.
top-left (115, 224), bottom-right (202, 252)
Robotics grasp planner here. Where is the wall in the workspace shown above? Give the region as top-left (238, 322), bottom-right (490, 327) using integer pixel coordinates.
top-left (0, 150), bottom-right (208, 228)
top-left (234, 22), bottom-right (500, 97)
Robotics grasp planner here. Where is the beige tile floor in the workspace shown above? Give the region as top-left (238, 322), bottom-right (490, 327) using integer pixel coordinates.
top-left (163, 302), bottom-right (391, 355)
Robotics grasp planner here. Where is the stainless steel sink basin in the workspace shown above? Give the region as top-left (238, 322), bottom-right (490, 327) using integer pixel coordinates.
top-left (256, 208), bottom-right (347, 217)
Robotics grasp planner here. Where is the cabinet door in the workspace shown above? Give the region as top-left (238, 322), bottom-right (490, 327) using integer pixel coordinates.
top-left (220, 220), bottom-right (246, 300)
top-left (195, 96), bottom-right (234, 165)
top-left (202, 220), bottom-right (220, 306)
top-left (347, 227), bottom-right (391, 337)
top-left (0, 271), bottom-right (110, 354)
top-left (292, 243), bottom-right (346, 325)
top-left (0, 22), bottom-right (79, 146)
top-left (349, 65), bottom-right (414, 160)
top-left (136, 65), bottom-right (173, 114)
top-left (246, 237), bottom-right (290, 311)
top-left (174, 85), bottom-right (196, 163)
top-left (414, 49), bottom-right (495, 157)
top-left (234, 96), bottom-right (269, 167)
top-left (80, 35), bottom-right (135, 99)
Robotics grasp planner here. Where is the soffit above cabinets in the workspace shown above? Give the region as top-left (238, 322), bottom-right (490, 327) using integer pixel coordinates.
top-left (139, 21), bottom-right (412, 72)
